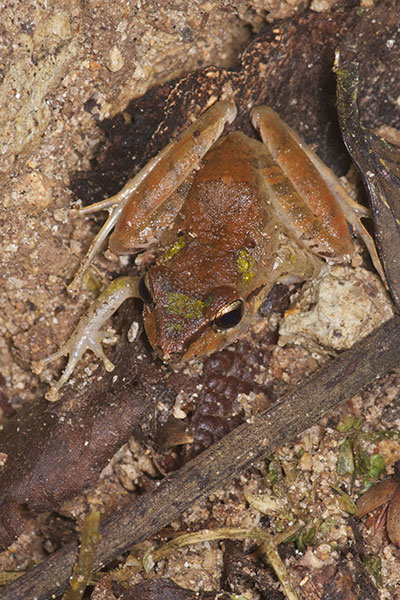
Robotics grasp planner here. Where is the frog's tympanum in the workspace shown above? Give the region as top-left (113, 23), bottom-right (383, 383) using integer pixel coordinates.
top-left (34, 101), bottom-right (381, 401)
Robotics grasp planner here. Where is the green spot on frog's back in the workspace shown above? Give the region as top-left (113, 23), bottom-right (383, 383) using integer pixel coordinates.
top-left (166, 291), bottom-right (205, 320)
top-left (162, 236), bottom-right (186, 262)
top-left (167, 322), bottom-right (183, 333)
top-left (237, 249), bottom-right (255, 283)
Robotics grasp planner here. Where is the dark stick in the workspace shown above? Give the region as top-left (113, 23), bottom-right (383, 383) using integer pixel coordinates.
top-left (2, 315), bottom-right (400, 600)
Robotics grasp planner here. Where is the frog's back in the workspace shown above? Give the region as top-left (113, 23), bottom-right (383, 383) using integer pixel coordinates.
top-left (179, 132), bottom-right (276, 246)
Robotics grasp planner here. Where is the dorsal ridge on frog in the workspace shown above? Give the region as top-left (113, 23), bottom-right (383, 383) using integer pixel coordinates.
top-left (33, 100), bottom-right (382, 401)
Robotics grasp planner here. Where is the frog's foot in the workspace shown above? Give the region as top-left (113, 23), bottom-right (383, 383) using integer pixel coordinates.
top-left (275, 243), bottom-right (323, 285)
top-left (32, 333), bottom-right (114, 402)
top-left (33, 276), bottom-right (141, 401)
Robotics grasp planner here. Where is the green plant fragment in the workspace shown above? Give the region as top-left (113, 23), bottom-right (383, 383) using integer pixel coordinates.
top-left (336, 438), bottom-right (355, 476)
top-left (62, 511), bottom-right (101, 600)
top-left (337, 415), bottom-right (364, 433)
top-left (331, 485), bottom-right (357, 515)
top-left (364, 555), bottom-right (383, 586)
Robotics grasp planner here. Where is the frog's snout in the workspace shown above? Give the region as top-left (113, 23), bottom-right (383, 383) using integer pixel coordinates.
top-left (142, 305), bottom-right (187, 363)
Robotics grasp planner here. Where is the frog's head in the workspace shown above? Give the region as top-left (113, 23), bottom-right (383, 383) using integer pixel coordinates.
top-left (138, 247), bottom-right (263, 363)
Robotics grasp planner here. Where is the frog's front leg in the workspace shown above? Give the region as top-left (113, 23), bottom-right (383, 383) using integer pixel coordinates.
top-left (33, 276), bottom-right (141, 401)
top-left (68, 100), bottom-right (237, 296)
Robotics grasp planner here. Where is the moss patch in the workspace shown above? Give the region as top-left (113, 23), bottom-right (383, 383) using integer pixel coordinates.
top-left (166, 291), bottom-right (205, 320)
top-left (237, 249), bottom-right (255, 284)
top-left (162, 236), bottom-right (186, 262)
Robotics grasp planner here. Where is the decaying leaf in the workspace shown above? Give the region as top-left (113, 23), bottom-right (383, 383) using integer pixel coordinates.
top-left (356, 477), bottom-right (399, 519)
top-left (356, 473), bottom-right (400, 547)
top-left (107, 578), bottom-right (231, 600)
top-left (336, 59), bottom-right (400, 310)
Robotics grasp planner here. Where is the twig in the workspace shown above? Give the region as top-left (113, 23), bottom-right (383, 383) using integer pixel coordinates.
top-left (1, 315), bottom-right (400, 600)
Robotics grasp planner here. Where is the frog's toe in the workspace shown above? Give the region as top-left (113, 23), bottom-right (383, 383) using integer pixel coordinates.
top-left (45, 385), bottom-right (61, 403)
top-left (88, 334), bottom-right (115, 373)
top-left (32, 348), bottom-right (73, 400)
top-left (32, 347), bottom-right (67, 373)
top-left (47, 348), bottom-right (84, 398)
top-left (32, 359), bottom-right (45, 375)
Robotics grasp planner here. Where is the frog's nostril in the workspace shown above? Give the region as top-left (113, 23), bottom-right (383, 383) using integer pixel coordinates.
top-left (159, 344), bottom-right (184, 365)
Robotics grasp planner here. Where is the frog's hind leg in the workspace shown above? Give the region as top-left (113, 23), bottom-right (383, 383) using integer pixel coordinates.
top-left (69, 100), bottom-right (237, 296)
top-left (33, 276), bottom-right (141, 401)
top-left (108, 100), bottom-right (237, 255)
top-left (285, 133), bottom-right (386, 283)
top-left (68, 145), bottom-right (173, 296)
top-left (251, 106), bottom-right (385, 282)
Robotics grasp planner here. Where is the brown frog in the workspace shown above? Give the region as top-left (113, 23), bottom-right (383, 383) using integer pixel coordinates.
top-left (33, 101), bottom-right (381, 401)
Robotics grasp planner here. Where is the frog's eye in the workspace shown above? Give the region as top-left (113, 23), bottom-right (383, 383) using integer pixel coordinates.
top-left (138, 275), bottom-right (153, 305)
top-left (213, 299), bottom-right (244, 330)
